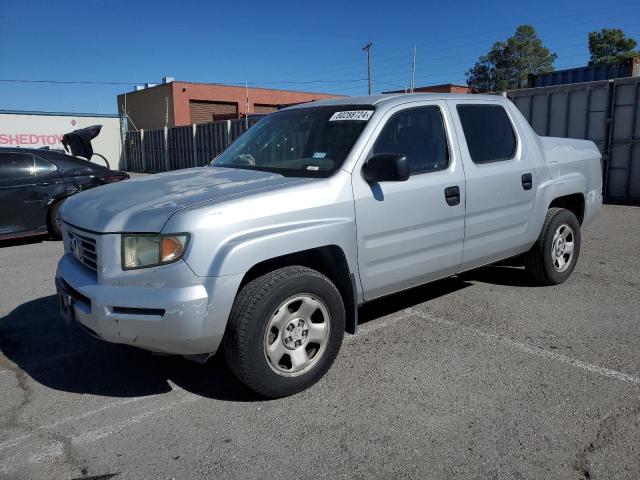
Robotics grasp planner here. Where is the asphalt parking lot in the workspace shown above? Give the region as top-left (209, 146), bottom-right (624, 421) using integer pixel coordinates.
top-left (1, 204), bottom-right (639, 480)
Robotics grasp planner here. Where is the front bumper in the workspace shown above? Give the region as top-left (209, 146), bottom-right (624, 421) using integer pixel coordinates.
top-left (55, 253), bottom-right (242, 355)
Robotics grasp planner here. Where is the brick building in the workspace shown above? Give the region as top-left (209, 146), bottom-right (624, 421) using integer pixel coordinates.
top-left (117, 78), bottom-right (341, 130)
top-left (383, 83), bottom-right (472, 94)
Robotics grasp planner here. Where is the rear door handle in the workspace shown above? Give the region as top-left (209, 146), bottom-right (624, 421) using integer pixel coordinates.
top-left (444, 185), bottom-right (460, 206)
top-left (521, 173), bottom-right (533, 190)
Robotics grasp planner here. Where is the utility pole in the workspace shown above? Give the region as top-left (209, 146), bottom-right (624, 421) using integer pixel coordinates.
top-left (165, 96), bottom-right (169, 128)
top-left (245, 81), bottom-right (249, 129)
top-left (411, 46), bottom-right (416, 93)
top-left (362, 41), bottom-right (373, 95)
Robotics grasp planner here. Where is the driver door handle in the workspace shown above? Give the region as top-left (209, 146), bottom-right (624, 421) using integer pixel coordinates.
top-left (444, 186), bottom-right (460, 206)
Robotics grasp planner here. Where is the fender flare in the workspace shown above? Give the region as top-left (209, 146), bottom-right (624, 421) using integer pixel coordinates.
top-left (530, 173), bottom-right (587, 238)
top-left (187, 218), bottom-right (360, 279)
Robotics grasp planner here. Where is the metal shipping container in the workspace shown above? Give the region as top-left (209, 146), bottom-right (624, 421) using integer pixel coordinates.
top-left (528, 57), bottom-right (640, 88)
top-left (508, 77), bottom-right (640, 203)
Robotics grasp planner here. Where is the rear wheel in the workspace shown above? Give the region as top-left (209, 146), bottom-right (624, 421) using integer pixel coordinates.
top-left (223, 266), bottom-right (345, 398)
top-left (524, 207), bottom-right (581, 285)
top-left (47, 200), bottom-right (64, 239)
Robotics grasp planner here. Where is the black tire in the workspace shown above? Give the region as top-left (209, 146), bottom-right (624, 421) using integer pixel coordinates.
top-left (524, 207), bottom-right (581, 285)
top-left (223, 266), bottom-right (345, 398)
top-left (48, 200), bottom-right (64, 239)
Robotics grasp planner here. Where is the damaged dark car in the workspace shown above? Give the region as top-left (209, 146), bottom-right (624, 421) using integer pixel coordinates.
top-left (0, 126), bottom-right (128, 240)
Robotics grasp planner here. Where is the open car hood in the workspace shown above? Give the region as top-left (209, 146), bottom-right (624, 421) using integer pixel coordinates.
top-left (61, 125), bottom-right (102, 160)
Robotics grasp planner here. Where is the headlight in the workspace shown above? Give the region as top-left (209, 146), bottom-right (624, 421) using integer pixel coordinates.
top-left (122, 233), bottom-right (190, 270)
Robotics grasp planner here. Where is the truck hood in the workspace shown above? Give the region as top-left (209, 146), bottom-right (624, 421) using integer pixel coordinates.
top-left (60, 167), bottom-right (310, 233)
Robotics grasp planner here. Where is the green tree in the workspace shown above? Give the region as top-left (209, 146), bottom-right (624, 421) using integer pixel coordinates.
top-left (466, 25), bottom-right (557, 92)
top-left (588, 28), bottom-right (639, 64)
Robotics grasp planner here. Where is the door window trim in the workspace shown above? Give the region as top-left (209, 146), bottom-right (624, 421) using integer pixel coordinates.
top-left (455, 103), bottom-right (519, 164)
top-left (366, 105), bottom-right (451, 177)
top-left (33, 155), bottom-right (59, 175)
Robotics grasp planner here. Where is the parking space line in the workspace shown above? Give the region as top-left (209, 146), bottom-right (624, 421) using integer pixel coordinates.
top-left (0, 393), bottom-right (173, 452)
top-left (0, 392), bottom-right (201, 473)
top-left (72, 393), bottom-right (200, 444)
top-left (402, 307), bottom-right (640, 386)
top-left (3, 301), bottom-right (637, 473)
top-left (347, 312), bottom-right (412, 340)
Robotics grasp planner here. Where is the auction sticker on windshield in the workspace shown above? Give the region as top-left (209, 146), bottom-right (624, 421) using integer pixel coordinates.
top-left (329, 110), bottom-right (374, 121)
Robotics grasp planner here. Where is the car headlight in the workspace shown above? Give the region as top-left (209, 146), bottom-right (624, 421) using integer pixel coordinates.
top-left (122, 233), bottom-right (190, 270)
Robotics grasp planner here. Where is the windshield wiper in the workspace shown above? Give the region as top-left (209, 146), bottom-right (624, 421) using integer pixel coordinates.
top-left (212, 163), bottom-right (284, 175)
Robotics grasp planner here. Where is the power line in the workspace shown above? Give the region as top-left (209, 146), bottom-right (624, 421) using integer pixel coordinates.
top-left (379, 2), bottom-right (638, 57)
top-left (271, 4), bottom-right (640, 81)
top-left (353, 27), bottom-right (638, 91)
top-left (4, 25), bottom-right (635, 98)
top-left (366, 27), bottom-right (639, 78)
top-left (0, 79), bottom-right (147, 85)
top-left (3, 14), bottom-right (638, 98)
top-left (332, 53), bottom-right (631, 96)
top-left (305, 18), bottom-right (639, 84)
top-left (0, 78), bottom-right (370, 87)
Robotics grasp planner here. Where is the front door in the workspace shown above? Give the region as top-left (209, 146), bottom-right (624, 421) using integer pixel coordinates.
top-left (0, 152), bottom-right (43, 236)
top-left (352, 102), bottom-right (466, 300)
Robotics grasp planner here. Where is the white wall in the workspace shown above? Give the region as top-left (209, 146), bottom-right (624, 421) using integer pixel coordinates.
top-left (0, 112), bottom-right (123, 169)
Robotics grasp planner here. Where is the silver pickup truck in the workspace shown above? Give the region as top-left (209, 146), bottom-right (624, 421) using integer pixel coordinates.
top-left (56, 94), bottom-right (602, 397)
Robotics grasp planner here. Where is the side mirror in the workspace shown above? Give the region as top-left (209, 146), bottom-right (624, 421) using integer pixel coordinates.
top-left (362, 153), bottom-right (410, 183)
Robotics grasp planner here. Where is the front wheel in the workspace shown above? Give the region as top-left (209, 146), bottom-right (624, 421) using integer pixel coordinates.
top-left (223, 266), bottom-right (345, 398)
top-left (48, 200), bottom-right (65, 239)
top-left (524, 207), bottom-right (581, 285)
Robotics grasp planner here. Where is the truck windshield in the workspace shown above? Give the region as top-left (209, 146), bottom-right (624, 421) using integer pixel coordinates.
top-left (211, 105), bottom-right (375, 177)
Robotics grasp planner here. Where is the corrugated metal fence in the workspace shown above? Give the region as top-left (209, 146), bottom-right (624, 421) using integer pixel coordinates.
top-left (126, 84), bottom-right (639, 204)
top-left (125, 118), bottom-right (260, 173)
top-left (508, 76), bottom-right (640, 203)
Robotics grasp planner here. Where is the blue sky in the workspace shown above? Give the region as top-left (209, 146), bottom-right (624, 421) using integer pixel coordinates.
top-left (1, 0), bottom-right (639, 114)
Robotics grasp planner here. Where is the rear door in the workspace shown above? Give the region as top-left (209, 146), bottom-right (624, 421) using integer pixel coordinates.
top-left (0, 152), bottom-right (44, 235)
top-left (447, 99), bottom-right (538, 270)
top-left (352, 101), bottom-right (466, 300)
top-left (32, 155), bottom-right (62, 215)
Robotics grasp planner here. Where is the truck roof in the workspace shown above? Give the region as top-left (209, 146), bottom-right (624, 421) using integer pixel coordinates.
top-left (286, 93), bottom-right (507, 110)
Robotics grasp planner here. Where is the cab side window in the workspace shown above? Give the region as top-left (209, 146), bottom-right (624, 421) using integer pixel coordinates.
top-left (456, 105), bottom-right (516, 163)
top-left (0, 153), bottom-right (35, 180)
top-left (373, 107), bottom-right (449, 175)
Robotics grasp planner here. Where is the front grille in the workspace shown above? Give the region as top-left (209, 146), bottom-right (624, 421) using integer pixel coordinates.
top-left (66, 228), bottom-right (99, 273)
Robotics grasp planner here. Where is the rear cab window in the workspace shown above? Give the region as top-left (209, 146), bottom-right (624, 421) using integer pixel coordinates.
top-left (456, 104), bottom-right (516, 163)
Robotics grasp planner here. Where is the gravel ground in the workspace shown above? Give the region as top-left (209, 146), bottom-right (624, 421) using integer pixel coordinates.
top-left (0, 205), bottom-right (638, 480)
